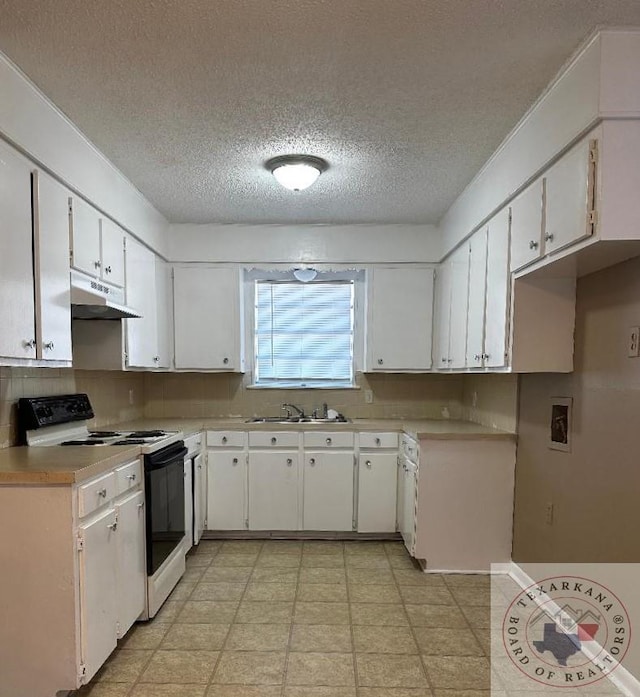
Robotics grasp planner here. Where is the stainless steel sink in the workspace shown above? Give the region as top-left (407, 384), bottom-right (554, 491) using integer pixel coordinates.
top-left (245, 416), bottom-right (351, 424)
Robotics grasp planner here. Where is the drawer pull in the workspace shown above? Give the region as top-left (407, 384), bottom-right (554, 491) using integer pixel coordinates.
top-left (377, 358), bottom-right (384, 365)
top-left (223, 357), bottom-right (229, 364)
top-left (365, 460), bottom-right (372, 468)
top-left (271, 437), bottom-right (277, 445)
top-left (222, 436), bottom-right (228, 444)
top-left (286, 458), bottom-right (293, 466)
top-left (98, 488), bottom-right (107, 498)
top-left (127, 473), bottom-right (137, 482)
top-left (309, 458), bottom-right (316, 466)
top-left (375, 437), bottom-right (381, 446)
top-left (326, 438), bottom-right (332, 445)
top-left (232, 457), bottom-right (238, 465)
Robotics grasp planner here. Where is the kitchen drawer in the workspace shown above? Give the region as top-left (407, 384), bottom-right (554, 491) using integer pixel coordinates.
top-left (304, 431), bottom-right (355, 449)
top-left (206, 431), bottom-right (246, 448)
top-left (401, 434), bottom-right (419, 463)
top-left (115, 459), bottom-right (142, 494)
top-left (185, 432), bottom-right (203, 456)
top-left (359, 432), bottom-right (399, 449)
top-left (249, 431), bottom-right (299, 448)
top-left (78, 471), bottom-right (117, 517)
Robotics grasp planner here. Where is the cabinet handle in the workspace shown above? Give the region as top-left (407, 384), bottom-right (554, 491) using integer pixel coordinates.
top-left (365, 460), bottom-right (372, 468)
top-left (232, 457), bottom-right (238, 465)
top-left (529, 240), bottom-right (539, 250)
top-left (326, 438), bottom-right (332, 445)
top-left (223, 357), bottom-right (229, 364)
top-left (271, 437), bottom-right (277, 445)
top-left (153, 356), bottom-right (159, 362)
top-left (286, 458), bottom-right (293, 466)
top-left (441, 357), bottom-right (447, 363)
top-left (309, 458), bottom-right (316, 466)
top-left (137, 502), bottom-right (145, 510)
top-left (482, 353), bottom-right (490, 360)
top-left (105, 265), bottom-right (112, 273)
top-left (197, 464), bottom-right (202, 469)
top-left (222, 436), bottom-right (228, 444)
top-left (545, 233), bottom-right (554, 242)
top-left (447, 358), bottom-right (453, 363)
top-left (23, 339), bottom-right (36, 349)
top-left (98, 488), bottom-right (107, 498)
top-left (94, 260), bottom-right (101, 269)
top-left (127, 473), bottom-right (137, 482)
top-left (377, 358), bottom-right (384, 365)
top-left (107, 521), bottom-right (117, 531)
top-left (474, 354), bottom-right (480, 361)
top-left (375, 437), bottom-right (381, 446)
top-left (43, 341), bottom-right (55, 351)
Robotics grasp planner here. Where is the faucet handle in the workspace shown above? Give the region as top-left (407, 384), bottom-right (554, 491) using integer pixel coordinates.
top-left (281, 404), bottom-right (292, 418)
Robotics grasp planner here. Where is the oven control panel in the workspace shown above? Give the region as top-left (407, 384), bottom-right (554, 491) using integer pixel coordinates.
top-left (18, 394), bottom-right (94, 429)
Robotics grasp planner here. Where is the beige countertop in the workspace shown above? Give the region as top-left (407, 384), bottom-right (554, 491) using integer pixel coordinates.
top-left (0, 418), bottom-right (514, 486)
top-left (0, 445), bottom-right (142, 485)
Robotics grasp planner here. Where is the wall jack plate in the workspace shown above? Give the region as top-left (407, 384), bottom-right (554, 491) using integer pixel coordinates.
top-left (628, 327), bottom-right (640, 357)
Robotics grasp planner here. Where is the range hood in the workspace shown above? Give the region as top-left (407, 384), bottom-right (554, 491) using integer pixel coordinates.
top-left (70, 270), bottom-right (141, 320)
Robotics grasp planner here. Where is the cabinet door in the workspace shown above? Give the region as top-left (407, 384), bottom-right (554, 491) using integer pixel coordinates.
top-left (183, 459), bottom-right (193, 553)
top-left (0, 141), bottom-right (36, 360)
top-left (248, 452), bottom-right (299, 530)
top-left (207, 451), bottom-right (246, 530)
top-left (100, 218), bottom-right (125, 287)
top-left (401, 466), bottom-right (416, 553)
top-left (545, 138), bottom-right (595, 255)
top-left (448, 245), bottom-right (470, 370)
top-left (78, 507), bottom-right (118, 682)
top-left (154, 257), bottom-right (172, 369)
top-left (484, 207), bottom-right (511, 368)
top-left (174, 266), bottom-right (242, 370)
top-left (466, 228), bottom-right (488, 368)
top-left (32, 171), bottom-right (72, 362)
top-left (357, 452), bottom-right (397, 533)
top-left (396, 459), bottom-right (405, 533)
top-left (193, 452), bottom-right (207, 544)
top-left (367, 267), bottom-right (434, 370)
top-left (432, 262), bottom-right (451, 369)
top-left (115, 490), bottom-right (146, 638)
top-left (69, 196), bottom-right (101, 277)
top-left (125, 237), bottom-right (158, 368)
top-left (510, 180), bottom-right (544, 271)
top-left (303, 451), bottom-right (354, 531)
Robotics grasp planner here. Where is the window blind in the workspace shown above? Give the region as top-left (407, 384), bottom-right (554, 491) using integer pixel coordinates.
top-left (255, 280), bottom-right (354, 387)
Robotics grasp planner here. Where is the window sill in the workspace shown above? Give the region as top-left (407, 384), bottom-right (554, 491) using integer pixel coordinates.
top-left (246, 384), bottom-right (361, 390)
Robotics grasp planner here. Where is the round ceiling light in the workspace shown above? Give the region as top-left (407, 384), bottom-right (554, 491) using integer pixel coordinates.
top-left (266, 155), bottom-right (328, 192)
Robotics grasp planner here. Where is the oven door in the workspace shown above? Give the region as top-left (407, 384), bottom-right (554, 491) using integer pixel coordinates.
top-left (144, 442), bottom-right (188, 575)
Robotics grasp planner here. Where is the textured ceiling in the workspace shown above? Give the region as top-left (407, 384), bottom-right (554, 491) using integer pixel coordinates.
top-left (1, 1), bottom-right (640, 225)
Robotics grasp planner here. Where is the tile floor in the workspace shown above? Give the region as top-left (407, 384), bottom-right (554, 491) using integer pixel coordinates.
top-left (76, 540), bottom-right (622, 697)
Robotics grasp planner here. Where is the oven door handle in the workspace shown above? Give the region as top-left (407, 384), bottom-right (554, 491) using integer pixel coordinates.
top-left (146, 447), bottom-right (188, 469)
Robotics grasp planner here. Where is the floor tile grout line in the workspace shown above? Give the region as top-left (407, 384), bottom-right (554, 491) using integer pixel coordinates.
top-left (343, 542), bottom-right (359, 693)
top-left (281, 540), bottom-right (306, 697)
top-left (386, 543), bottom-right (436, 696)
top-left (204, 539), bottom-right (265, 689)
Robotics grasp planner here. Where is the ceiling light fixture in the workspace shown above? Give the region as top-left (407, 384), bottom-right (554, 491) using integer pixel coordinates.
top-left (292, 267), bottom-right (318, 283)
top-left (266, 155), bottom-right (328, 192)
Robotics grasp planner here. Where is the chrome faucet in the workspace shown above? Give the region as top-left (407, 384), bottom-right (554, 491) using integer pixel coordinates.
top-left (282, 403), bottom-right (305, 418)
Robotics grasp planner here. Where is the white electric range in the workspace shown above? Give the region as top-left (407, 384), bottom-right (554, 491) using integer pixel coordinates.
top-left (18, 393), bottom-right (188, 619)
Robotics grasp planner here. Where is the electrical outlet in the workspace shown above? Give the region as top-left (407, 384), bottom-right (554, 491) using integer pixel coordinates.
top-left (628, 327), bottom-right (640, 357)
top-left (364, 389), bottom-right (374, 404)
top-left (545, 502), bottom-right (554, 526)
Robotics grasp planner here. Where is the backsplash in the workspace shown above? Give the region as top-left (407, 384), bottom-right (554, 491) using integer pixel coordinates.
top-left (143, 372), bottom-right (465, 421)
top-left (0, 367), bottom-right (145, 448)
top-left (461, 373), bottom-right (519, 433)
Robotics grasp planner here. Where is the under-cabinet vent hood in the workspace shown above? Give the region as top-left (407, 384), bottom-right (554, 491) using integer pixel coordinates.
top-left (70, 270), bottom-right (141, 320)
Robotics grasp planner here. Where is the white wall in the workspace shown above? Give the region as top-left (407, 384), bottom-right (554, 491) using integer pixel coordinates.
top-left (167, 223), bottom-right (441, 264)
top-left (0, 53), bottom-right (168, 256)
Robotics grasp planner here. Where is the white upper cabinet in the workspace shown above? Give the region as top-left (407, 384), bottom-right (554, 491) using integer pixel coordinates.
top-left (173, 265), bottom-right (244, 371)
top-left (0, 141), bottom-right (36, 361)
top-left (544, 137), bottom-right (596, 255)
top-left (32, 171), bottom-right (72, 362)
top-left (510, 179), bottom-right (544, 272)
top-left (483, 207), bottom-right (511, 368)
top-left (366, 266), bottom-right (434, 371)
top-left (434, 246), bottom-right (469, 370)
top-left (99, 218), bottom-right (126, 287)
top-left (466, 228), bottom-right (488, 368)
top-left (69, 196), bottom-right (102, 278)
top-left (125, 236), bottom-right (158, 368)
top-left (154, 256), bottom-right (172, 369)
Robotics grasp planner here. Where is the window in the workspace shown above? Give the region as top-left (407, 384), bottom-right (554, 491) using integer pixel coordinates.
top-left (254, 280), bottom-right (355, 388)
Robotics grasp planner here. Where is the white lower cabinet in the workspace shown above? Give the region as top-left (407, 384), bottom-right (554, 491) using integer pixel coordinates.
top-left (206, 450), bottom-right (246, 530)
top-left (357, 451), bottom-right (398, 532)
top-left (248, 452), bottom-right (299, 530)
top-left (193, 452), bottom-right (206, 544)
top-left (303, 451), bottom-right (354, 531)
top-left (114, 489), bottom-right (146, 638)
top-left (183, 459), bottom-right (194, 553)
top-left (400, 460), bottom-right (417, 553)
top-left (78, 506), bottom-right (118, 682)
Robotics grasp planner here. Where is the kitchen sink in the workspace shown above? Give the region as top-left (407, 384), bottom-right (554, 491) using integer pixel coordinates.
top-left (245, 416), bottom-right (351, 424)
